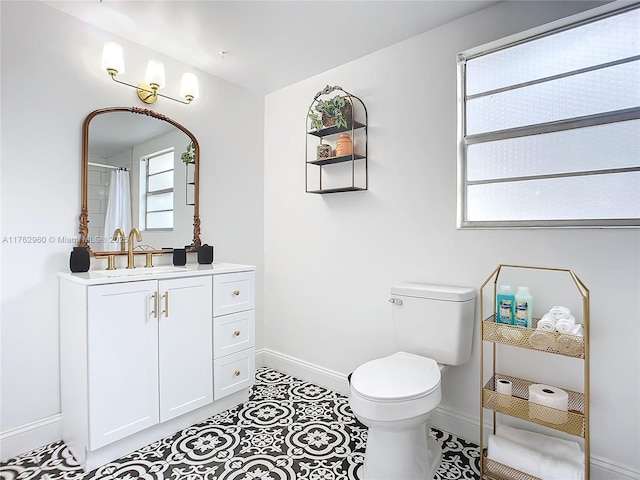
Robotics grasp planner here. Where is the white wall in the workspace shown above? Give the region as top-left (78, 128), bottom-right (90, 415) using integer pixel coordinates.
top-left (264, 1), bottom-right (639, 478)
top-left (0, 0), bottom-right (264, 458)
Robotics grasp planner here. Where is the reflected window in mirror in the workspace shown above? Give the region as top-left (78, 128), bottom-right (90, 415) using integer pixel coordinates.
top-left (141, 149), bottom-right (175, 231)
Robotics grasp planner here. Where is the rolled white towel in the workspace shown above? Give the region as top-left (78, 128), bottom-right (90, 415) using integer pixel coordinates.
top-left (549, 306), bottom-right (572, 320)
top-left (497, 425), bottom-right (584, 465)
top-left (555, 315), bottom-right (577, 333)
top-left (570, 324), bottom-right (584, 337)
top-left (537, 313), bottom-right (557, 332)
top-left (487, 434), bottom-right (584, 480)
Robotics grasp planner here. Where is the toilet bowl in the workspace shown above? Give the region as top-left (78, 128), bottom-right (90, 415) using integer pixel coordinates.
top-left (349, 352), bottom-right (443, 480)
top-left (348, 283), bottom-right (476, 480)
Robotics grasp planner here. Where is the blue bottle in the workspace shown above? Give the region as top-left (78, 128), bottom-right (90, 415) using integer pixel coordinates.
top-left (496, 285), bottom-right (515, 325)
top-left (515, 286), bottom-right (533, 328)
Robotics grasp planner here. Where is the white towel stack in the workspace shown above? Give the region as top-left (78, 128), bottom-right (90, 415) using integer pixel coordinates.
top-left (487, 425), bottom-right (584, 480)
top-left (537, 306), bottom-right (583, 336)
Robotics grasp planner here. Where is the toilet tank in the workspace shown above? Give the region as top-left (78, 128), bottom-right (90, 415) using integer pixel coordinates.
top-left (390, 283), bottom-right (476, 366)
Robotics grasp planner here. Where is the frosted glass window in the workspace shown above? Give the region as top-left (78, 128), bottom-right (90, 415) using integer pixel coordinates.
top-left (458, 5), bottom-right (640, 228)
top-left (467, 172), bottom-right (640, 222)
top-left (467, 120), bottom-right (640, 181)
top-left (147, 192), bottom-right (173, 212)
top-left (148, 152), bottom-right (173, 174)
top-left (466, 8), bottom-right (640, 95)
top-left (148, 170), bottom-right (174, 192)
top-left (466, 61), bottom-right (640, 135)
top-left (146, 211), bottom-right (173, 230)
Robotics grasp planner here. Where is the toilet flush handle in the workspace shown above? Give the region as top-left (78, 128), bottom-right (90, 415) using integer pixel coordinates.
top-left (388, 298), bottom-right (403, 305)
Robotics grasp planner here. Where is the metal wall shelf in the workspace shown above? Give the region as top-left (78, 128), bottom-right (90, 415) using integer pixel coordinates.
top-left (305, 85), bottom-right (368, 194)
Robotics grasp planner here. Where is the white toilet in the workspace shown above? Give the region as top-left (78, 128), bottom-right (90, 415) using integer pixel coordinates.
top-left (349, 283), bottom-right (476, 480)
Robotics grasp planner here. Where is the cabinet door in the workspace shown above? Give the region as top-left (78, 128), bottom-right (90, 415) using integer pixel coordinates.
top-left (158, 276), bottom-right (213, 421)
top-left (87, 280), bottom-right (159, 450)
top-left (213, 271), bottom-right (255, 317)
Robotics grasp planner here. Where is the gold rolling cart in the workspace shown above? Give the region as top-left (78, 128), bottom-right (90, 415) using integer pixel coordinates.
top-left (479, 264), bottom-right (590, 480)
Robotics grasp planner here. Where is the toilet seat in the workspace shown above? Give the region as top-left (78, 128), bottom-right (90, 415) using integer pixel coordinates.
top-left (350, 351), bottom-right (440, 402)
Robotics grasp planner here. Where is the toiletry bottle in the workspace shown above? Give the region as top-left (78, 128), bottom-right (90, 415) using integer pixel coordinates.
top-left (515, 286), bottom-right (533, 328)
top-left (496, 285), bottom-right (515, 325)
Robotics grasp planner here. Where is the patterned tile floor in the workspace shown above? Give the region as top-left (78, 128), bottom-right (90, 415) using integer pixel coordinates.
top-left (1, 368), bottom-right (480, 479)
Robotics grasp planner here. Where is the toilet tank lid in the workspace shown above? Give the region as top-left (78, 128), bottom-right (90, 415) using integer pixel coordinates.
top-left (391, 283), bottom-right (475, 302)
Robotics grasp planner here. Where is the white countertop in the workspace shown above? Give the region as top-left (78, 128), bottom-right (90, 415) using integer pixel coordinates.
top-left (59, 262), bottom-right (255, 285)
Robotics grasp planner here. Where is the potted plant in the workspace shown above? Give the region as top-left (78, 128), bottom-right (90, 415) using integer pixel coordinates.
top-left (181, 141), bottom-right (195, 164)
top-left (308, 95), bottom-right (353, 131)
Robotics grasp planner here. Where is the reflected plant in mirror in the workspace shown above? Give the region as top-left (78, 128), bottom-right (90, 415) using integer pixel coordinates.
top-left (80, 107), bottom-right (201, 256)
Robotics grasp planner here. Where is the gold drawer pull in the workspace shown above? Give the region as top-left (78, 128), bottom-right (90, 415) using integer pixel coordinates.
top-left (233, 330), bottom-right (241, 337)
top-left (234, 370), bottom-right (241, 377)
top-left (162, 291), bottom-right (169, 317)
top-left (233, 290), bottom-right (240, 296)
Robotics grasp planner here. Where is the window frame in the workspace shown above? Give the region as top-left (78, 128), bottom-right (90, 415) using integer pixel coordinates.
top-left (140, 148), bottom-right (175, 232)
top-left (457, 3), bottom-right (640, 229)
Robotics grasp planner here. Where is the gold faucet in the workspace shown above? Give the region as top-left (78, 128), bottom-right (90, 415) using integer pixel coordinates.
top-left (112, 228), bottom-right (126, 252)
top-left (126, 228), bottom-right (142, 269)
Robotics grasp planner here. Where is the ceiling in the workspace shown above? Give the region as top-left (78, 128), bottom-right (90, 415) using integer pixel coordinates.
top-left (44, 0), bottom-right (500, 94)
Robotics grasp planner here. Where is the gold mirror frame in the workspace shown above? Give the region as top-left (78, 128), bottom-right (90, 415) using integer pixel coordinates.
top-left (79, 106), bottom-right (201, 255)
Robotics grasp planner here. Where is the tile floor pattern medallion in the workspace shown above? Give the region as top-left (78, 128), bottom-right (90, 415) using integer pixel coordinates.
top-left (1, 368), bottom-right (480, 479)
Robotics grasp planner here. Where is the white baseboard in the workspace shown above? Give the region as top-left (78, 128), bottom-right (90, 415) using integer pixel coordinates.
top-left (258, 348), bottom-right (350, 396)
top-left (259, 348), bottom-right (640, 480)
top-left (0, 414), bottom-right (62, 462)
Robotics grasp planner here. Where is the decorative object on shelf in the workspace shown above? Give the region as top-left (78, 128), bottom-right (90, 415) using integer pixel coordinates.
top-left (101, 41), bottom-right (199, 105)
top-left (70, 246), bottom-right (90, 273)
top-left (197, 244), bottom-right (214, 264)
top-left (317, 143), bottom-right (332, 160)
top-left (173, 248), bottom-right (187, 266)
top-left (181, 141), bottom-right (196, 164)
top-left (305, 85), bottom-right (368, 194)
top-left (479, 264), bottom-right (590, 480)
top-left (335, 133), bottom-right (353, 156)
top-left (308, 94), bottom-right (353, 130)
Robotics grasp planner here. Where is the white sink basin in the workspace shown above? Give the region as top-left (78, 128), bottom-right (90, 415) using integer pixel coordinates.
top-left (91, 266), bottom-right (187, 278)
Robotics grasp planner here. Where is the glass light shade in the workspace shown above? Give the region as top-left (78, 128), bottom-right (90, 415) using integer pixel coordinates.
top-left (101, 41), bottom-right (125, 75)
top-left (180, 73), bottom-right (199, 100)
top-left (145, 59), bottom-right (166, 89)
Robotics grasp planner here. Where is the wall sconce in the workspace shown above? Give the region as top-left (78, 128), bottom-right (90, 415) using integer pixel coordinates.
top-left (101, 41), bottom-right (199, 105)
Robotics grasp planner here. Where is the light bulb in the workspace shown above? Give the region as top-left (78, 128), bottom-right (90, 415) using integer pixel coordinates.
top-left (145, 60), bottom-right (165, 89)
top-left (180, 73), bottom-right (199, 102)
top-left (101, 42), bottom-right (125, 75)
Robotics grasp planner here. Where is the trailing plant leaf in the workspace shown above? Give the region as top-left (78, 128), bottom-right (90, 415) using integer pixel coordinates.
top-left (308, 95), bottom-right (351, 130)
top-left (181, 141), bottom-right (195, 163)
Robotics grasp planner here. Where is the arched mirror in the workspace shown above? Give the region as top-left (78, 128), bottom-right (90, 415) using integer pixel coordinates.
top-left (79, 107), bottom-right (201, 255)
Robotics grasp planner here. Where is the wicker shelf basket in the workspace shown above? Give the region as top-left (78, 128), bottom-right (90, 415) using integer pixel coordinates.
top-left (483, 374), bottom-right (585, 437)
top-left (483, 315), bottom-right (584, 359)
top-left (482, 453), bottom-right (542, 480)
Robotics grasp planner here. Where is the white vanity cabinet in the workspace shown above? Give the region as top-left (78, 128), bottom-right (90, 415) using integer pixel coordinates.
top-left (86, 276), bottom-right (212, 449)
top-left (59, 263), bottom-right (255, 472)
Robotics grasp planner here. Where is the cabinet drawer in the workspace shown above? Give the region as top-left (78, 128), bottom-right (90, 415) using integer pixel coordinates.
top-left (214, 348), bottom-right (255, 400)
top-left (214, 310), bottom-right (255, 359)
top-left (213, 271), bottom-right (255, 317)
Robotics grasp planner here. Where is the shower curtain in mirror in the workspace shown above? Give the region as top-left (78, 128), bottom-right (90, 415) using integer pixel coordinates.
top-left (103, 169), bottom-right (132, 251)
